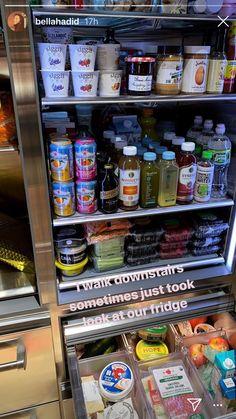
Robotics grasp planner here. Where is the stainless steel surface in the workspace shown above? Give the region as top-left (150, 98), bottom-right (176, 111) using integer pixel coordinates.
top-left (0, 32), bottom-right (9, 79)
top-left (58, 255), bottom-right (225, 291)
top-left (53, 198), bottom-right (234, 226)
top-left (0, 268), bottom-right (35, 299)
top-left (42, 94), bottom-right (236, 106)
top-left (0, 401), bottom-right (61, 419)
top-left (0, 310), bottom-right (50, 333)
top-left (64, 288), bottom-right (234, 345)
top-left (0, 326), bottom-right (58, 415)
top-left (0, 337), bottom-right (26, 372)
top-left (62, 399), bottom-right (75, 419)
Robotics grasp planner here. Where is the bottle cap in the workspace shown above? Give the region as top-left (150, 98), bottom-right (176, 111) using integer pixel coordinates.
top-left (202, 151), bottom-right (213, 160)
top-left (181, 142), bottom-right (195, 152)
top-left (216, 123), bottom-right (226, 135)
top-left (103, 130), bottom-right (115, 139)
top-left (111, 136), bottom-right (123, 144)
top-left (162, 151), bottom-right (175, 160)
top-left (144, 152), bottom-right (156, 161)
top-left (156, 146), bottom-right (168, 155)
top-left (104, 163), bottom-right (113, 169)
top-left (115, 140), bottom-right (127, 150)
top-left (194, 115), bottom-right (203, 125)
top-left (204, 119), bottom-right (213, 129)
top-left (172, 136), bottom-right (185, 145)
top-left (123, 146), bottom-right (137, 156)
top-left (137, 147), bottom-right (147, 157)
top-left (163, 132), bottom-right (176, 141)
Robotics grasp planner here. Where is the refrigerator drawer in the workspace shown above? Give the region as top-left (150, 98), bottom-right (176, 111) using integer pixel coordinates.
top-left (0, 401), bottom-right (60, 418)
top-left (0, 327), bottom-right (58, 415)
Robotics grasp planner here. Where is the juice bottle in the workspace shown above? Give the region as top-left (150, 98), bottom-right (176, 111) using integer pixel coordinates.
top-left (140, 152), bottom-right (158, 208)
top-left (99, 163), bottom-right (119, 213)
top-left (224, 22), bottom-right (236, 93)
top-left (176, 142), bottom-right (197, 204)
top-left (118, 146), bottom-right (140, 210)
top-left (194, 151), bottom-right (214, 202)
top-left (171, 136), bottom-right (185, 158)
top-left (139, 108), bottom-right (159, 141)
top-left (158, 151), bottom-right (179, 207)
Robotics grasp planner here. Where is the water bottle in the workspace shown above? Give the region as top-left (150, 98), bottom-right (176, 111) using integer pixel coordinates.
top-left (196, 119), bottom-right (214, 157)
top-left (186, 115), bottom-right (203, 142)
top-left (208, 123), bottom-right (231, 198)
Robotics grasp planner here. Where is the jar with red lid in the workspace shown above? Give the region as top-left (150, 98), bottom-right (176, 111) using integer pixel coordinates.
top-left (126, 56), bottom-right (155, 96)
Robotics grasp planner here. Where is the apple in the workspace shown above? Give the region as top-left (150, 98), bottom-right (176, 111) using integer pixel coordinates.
top-left (190, 317), bottom-right (208, 329)
top-left (189, 344), bottom-right (208, 368)
top-left (208, 337), bottom-right (229, 352)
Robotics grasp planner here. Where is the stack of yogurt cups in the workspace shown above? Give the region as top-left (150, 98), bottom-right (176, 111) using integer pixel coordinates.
top-left (69, 42), bottom-right (99, 97)
top-left (97, 42), bottom-right (122, 97)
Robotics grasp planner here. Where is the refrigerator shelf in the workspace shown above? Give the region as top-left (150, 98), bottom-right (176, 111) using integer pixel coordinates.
top-left (42, 93), bottom-right (236, 107)
top-left (53, 198), bottom-right (234, 227)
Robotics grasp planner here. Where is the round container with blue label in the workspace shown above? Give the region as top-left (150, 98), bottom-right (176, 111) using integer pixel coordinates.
top-left (98, 361), bottom-right (134, 402)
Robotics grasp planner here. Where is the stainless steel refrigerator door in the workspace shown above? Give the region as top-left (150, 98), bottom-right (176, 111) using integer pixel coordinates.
top-left (0, 402), bottom-right (60, 418)
top-left (0, 327), bottom-right (58, 415)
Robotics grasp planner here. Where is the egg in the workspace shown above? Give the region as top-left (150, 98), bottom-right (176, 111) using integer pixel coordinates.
top-left (195, 66), bottom-right (205, 85)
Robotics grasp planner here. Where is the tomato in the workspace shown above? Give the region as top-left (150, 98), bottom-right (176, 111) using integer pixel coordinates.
top-left (189, 317), bottom-right (208, 329)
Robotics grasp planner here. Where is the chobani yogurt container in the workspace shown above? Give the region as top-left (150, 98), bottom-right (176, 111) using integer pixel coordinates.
top-left (41, 70), bottom-right (70, 98)
top-left (96, 44), bottom-right (120, 70)
top-left (99, 362), bottom-right (134, 402)
top-left (69, 44), bottom-right (97, 72)
top-left (41, 27), bottom-right (73, 44)
top-left (99, 70), bottom-right (122, 97)
top-left (38, 43), bottom-right (67, 70)
top-left (72, 71), bottom-right (99, 97)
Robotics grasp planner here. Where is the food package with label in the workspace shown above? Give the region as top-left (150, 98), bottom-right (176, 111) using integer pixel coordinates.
top-left (126, 252), bottom-right (159, 265)
top-left (161, 218), bottom-right (193, 243)
top-left (159, 247), bottom-right (188, 259)
top-left (0, 91), bottom-right (17, 147)
top-left (126, 241), bottom-right (159, 258)
top-left (92, 252), bottom-right (125, 272)
top-left (159, 240), bottom-right (189, 251)
top-left (128, 221), bottom-right (163, 244)
top-left (93, 236), bottom-right (125, 257)
top-left (193, 211), bottom-right (229, 239)
top-left (191, 244), bottom-right (222, 256)
top-left (85, 220), bottom-right (130, 244)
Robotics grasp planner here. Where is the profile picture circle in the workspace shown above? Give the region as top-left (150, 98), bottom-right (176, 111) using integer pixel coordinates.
top-left (7, 12), bottom-right (27, 32)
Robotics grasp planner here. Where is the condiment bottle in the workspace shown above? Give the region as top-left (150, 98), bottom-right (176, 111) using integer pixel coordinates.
top-left (158, 151), bottom-right (179, 207)
top-left (161, 131), bottom-right (176, 148)
top-left (177, 142), bottom-right (197, 204)
top-left (118, 146), bottom-right (140, 210)
top-left (155, 45), bottom-right (183, 95)
top-left (181, 46), bottom-right (211, 94)
top-left (207, 27), bottom-right (227, 94)
top-left (224, 22), bottom-right (236, 93)
top-left (139, 108), bottom-right (159, 141)
top-left (99, 163), bottom-right (119, 214)
top-left (140, 152), bottom-right (158, 208)
top-left (171, 136), bottom-right (185, 158)
top-left (194, 151), bottom-right (214, 202)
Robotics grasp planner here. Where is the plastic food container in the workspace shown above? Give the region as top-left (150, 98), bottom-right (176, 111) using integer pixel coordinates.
top-left (126, 56), bottom-right (155, 96)
top-left (93, 237), bottom-right (125, 257)
top-left (159, 247), bottom-right (188, 259)
top-left (93, 253), bottom-right (124, 272)
top-left (54, 226), bottom-right (87, 266)
top-left (55, 255), bottom-right (88, 277)
top-left (126, 242), bottom-right (158, 257)
top-left (129, 225), bottom-right (163, 243)
top-left (41, 70), bottom-right (70, 98)
top-left (159, 240), bottom-right (189, 251)
top-left (191, 245), bottom-right (221, 255)
top-left (41, 27), bottom-right (73, 44)
top-left (138, 326), bottom-right (168, 342)
top-left (69, 44), bottom-right (97, 72)
top-left (38, 43), bottom-right (67, 70)
top-left (96, 44), bottom-right (120, 71)
top-left (126, 253), bottom-right (159, 265)
top-left (136, 339), bottom-right (169, 361)
top-left (71, 71), bottom-right (99, 97)
top-left (98, 361), bottom-right (134, 402)
top-left (99, 70), bottom-right (122, 96)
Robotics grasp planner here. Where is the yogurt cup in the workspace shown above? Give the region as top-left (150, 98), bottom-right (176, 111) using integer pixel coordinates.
top-left (69, 44), bottom-right (97, 72)
top-left (99, 361), bottom-right (134, 402)
top-left (38, 43), bottom-right (67, 70)
top-left (96, 44), bottom-right (120, 70)
top-left (72, 71), bottom-right (99, 97)
top-left (41, 70), bottom-right (70, 98)
top-left (99, 70), bottom-right (122, 96)
top-left (41, 27), bottom-right (73, 44)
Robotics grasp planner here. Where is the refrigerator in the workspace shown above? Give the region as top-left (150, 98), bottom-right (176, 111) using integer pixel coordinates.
top-left (1, 1), bottom-right (236, 418)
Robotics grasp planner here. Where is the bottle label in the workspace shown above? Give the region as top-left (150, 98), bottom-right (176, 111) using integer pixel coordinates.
top-left (128, 75), bottom-right (152, 92)
top-left (119, 169), bottom-right (140, 206)
top-left (160, 168), bottom-right (178, 205)
top-left (181, 58), bottom-right (208, 93)
top-left (194, 165), bottom-right (214, 202)
top-left (224, 60), bottom-right (236, 82)
top-left (207, 59), bottom-right (227, 93)
top-left (209, 149), bottom-right (231, 165)
top-left (143, 171), bottom-right (158, 205)
top-left (177, 163), bottom-right (197, 201)
top-left (100, 187), bottom-right (119, 200)
top-left (156, 60), bottom-right (183, 85)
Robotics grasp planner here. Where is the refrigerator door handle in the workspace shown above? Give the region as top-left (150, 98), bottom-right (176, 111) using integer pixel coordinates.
top-left (0, 337), bottom-right (27, 372)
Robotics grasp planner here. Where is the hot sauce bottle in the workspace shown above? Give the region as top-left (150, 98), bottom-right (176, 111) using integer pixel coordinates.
top-left (176, 142), bottom-right (197, 204)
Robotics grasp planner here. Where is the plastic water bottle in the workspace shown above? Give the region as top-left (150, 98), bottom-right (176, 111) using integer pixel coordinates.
top-left (208, 123), bottom-right (231, 198)
top-left (186, 115), bottom-right (203, 142)
top-left (196, 119), bottom-right (214, 157)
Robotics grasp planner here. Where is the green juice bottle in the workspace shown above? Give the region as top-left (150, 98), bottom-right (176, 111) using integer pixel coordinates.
top-left (158, 151), bottom-right (179, 207)
top-left (140, 152), bottom-right (159, 208)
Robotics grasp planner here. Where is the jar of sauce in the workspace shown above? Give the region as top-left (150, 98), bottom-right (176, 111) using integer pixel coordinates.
top-left (126, 56), bottom-right (155, 96)
top-left (181, 46), bottom-right (211, 94)
top-left (155, 46), bottom-right (183, 95)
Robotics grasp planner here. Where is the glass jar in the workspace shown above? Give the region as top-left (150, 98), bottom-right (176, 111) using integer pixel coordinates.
top-left (155, 46), bottom-right (183, 95)
top-left (181, 46), bottom-right (211, 94)
top-left (126, 56), bottom-right (155, 96)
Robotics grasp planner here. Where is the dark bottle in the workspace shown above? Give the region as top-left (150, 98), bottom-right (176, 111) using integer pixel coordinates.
top-left (99, 163), bottom-right (119, 213)
top-left (103, 28), bottom-right (119, 44)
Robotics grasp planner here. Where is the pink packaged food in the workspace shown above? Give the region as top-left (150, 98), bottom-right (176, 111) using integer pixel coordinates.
top-left (160, 247), bottom-right (188, 259)
top-left (164, 227), bottom-right (193, 243)
top-left (159, 240), bottom-right (189, 251)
